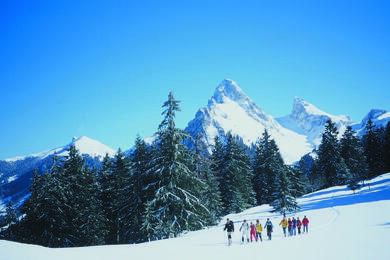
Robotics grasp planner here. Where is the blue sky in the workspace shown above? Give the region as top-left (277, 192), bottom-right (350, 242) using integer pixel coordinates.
top-left (1, 0), bottom-right (389, 159)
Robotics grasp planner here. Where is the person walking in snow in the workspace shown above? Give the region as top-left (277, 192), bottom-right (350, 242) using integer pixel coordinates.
top-left (288, 218), bottom-right (293, 236)
top-left (302, 216), bottom-right (309, 233)
top-left (292, 217), bottom-right (297, 236)
top-left (297, 217), bottom-right (302, 235)
top-left (279, 216), bottom-right (288, 237)
top-left (224, 218), bottom-right (235, 246)
top-left (250, 222), bottom-right (257, 242)
top-left (264, 218), bottom-right (273, 240)
top-left (255, 219), bottom-right (263, 242)
top-left (239, 219), bottom-right (250, 244)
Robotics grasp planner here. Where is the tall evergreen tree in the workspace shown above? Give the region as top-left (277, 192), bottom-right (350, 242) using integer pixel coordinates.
top-left (362, 120), bottom-right (385, 178)
top-left (128, 135), bottom-right (152, 242)
top-left (193, 134), bottom-right (223, 225)
top-left (252, 129), bottom-right (284, 204)
top-left (144, 92), bottom-right (208, 240)
top-left (287, 165), bottom-right (306, 198)
top-left (221, 133), bottom-right (255, 213)
top-left (73, 165), bottom-right (107, 246)
top-left (384, 122), bottom-right (390, 173)
top-left (317, 120), bottom-right (349, 187)
top-left (270, 168), bottom-right (299, 214)
top-left (109, 148), bottom-right (132, 244)
top-left (210, 135), bottom-right (226, 213)
top-left (5, 201), bottom-right (18, 240)
top-left (21, 156), bottom-right (71, 247)
top-left (340, 126), bottom-right (368, 184)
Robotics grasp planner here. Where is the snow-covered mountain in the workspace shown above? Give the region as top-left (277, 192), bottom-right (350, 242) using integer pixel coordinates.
top-left (353, 109), bottom-right (390, 135)
top-left (0, 136), bottom-right (115, 214)
top-left (4, 136), bottom-right (116, 163)
top-left (276, 97), bottom-right (354, 148)
top-left (185, 79), bottom-right (313, 164)
top-left (3, 172), bottom-right (390, 260)
top-left (1, 79), bottom-right (389, 215)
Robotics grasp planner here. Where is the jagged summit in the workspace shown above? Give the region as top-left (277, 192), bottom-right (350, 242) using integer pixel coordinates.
top-left (353, 109), bottom-right (390, 135)
top-left (361, 109), bottom-right (389, 125)
top-left (186, 80), bottom-right (312, 164)
top-left (291, 96), bottom-right (352, 123)
top-left (277, 97), bottom-right (353, 147)
top-left (211, 79), bottom-right (249, 104)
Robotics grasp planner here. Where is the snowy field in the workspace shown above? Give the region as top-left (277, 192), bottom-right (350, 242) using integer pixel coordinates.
top-left (2, 173), bottom-right (390, 260)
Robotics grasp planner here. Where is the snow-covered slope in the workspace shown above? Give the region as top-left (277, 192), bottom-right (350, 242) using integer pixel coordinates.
top-left (277, 97), bottom-right (354, 148)
top-left (2, 172), bottom-right (390, 260)
top-left (185, 79), bottom-right (312, 164)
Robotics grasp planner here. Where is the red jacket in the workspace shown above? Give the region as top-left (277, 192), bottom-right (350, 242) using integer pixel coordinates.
top-left (302, 217), bottom-right (309, 226)
top-left (250, 224), bottom-right (256, 234)
top-left (297, 219), bottom-right (302, 228)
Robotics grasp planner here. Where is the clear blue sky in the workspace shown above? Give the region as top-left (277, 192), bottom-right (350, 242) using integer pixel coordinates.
top-left (1, 0), bottom-right (389, 159)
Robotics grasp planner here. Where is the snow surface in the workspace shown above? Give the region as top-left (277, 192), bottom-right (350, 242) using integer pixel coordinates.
top-left (2, 173), bottom-right (390, 260)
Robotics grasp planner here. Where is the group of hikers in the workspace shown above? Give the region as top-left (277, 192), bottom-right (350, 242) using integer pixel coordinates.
top-left (223, 215), bottom-right (310, 246)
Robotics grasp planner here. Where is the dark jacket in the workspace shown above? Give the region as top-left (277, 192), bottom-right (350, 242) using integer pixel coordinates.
top-left (224, 221), bottom-right (235, 232)
top-left (265, 220), bottom-right (273, 232)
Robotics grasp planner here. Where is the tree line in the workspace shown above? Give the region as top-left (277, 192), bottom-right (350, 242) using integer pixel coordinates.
top-left (300, 119), bottom-right (390, 192)
top-left (1, 92), bottom-right (389, 247)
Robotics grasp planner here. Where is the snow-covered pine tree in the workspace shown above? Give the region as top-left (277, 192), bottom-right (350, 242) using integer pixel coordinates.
top-left (252, 129), bottom-right (284, 205)
top-left (74, 165), bottom-right (107, 246)
top-left (21, 155), bottom-right (71, 247)
top-left (317, 120), bottom-right (348, 187)
top-left (220, 133), bottom-right (255, 213)
top-left (287, 165), bottom-right (306, 198)
top-left (270, 167), bottom-right (299, 215)
top-left (144, 92), bottom-right (208, 240)
top-left (193, 133), bottom-right (223, 225)
top-left (4, 201), bottom-right (17, 240)
top-left (210, 135), bottom-right (227, 213)
top-left (128, 135), bottom-right (152, 243)
top-left (59, 145), bottom-right (107, 246)
top-left (340, 126), bottom-right (368, 185)
top-left (109, 148), bottom-right (132, 244)
top-left (297, 155), bottom-right (314, 192)
top-left (363, 120), bottom-right (386, 178)
top-left (97, 153), bottom-right (113, 243)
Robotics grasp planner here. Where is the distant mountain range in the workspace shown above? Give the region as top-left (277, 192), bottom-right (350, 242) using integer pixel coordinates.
top-left (1, 79), bottom-right (389, 214)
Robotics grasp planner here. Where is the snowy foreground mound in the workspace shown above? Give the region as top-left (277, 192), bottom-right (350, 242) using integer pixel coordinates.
top-left (2, 173), bottom-right (390, 260)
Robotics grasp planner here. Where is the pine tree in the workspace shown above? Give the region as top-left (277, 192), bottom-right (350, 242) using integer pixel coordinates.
top-left (287, 165), bottom-right (306, 198)
top-left (128, 135), bottom-right (152, 242)
top-left (193, 133), bottom-right (223, 225)
top-left (224, 133), bottom-right (255, 213)
top-left (362, 120), bottom-right (385, 178)
top-left (144, 92), bottom-right (208, 240)
top-left (210, 135), bottom-right (226, 213)
top-left (21, 156), bottom-right (71, 247)
top-left (340, 126), bottom-right (368, 185)
top-left (382, 122), bottom-right (390, 173)
top-left (270, 168), bottom-right (299, 214)
top-left (317, 120), bottom-right (349, 187)
top-left (109, 148), bottom-right (132, 244)
top-left (5, 201), bottom-right (18, 240)
top-left (74, 165), bottom-right (107, 246)
top-left (252, 129), bottom-right (284, 204)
